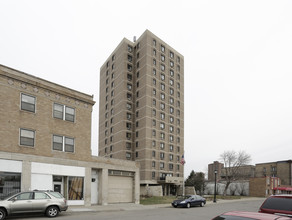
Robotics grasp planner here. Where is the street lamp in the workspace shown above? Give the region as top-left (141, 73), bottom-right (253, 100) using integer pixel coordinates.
top-left (213, 170), bottom-right (217, 203)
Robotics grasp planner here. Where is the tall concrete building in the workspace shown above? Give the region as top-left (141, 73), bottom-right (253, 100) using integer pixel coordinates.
top-left (98, 30), bottom-right (184, 195)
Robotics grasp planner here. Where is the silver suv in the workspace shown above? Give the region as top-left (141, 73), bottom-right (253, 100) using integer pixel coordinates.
top-left (0, 190), bottom-right (68, 219)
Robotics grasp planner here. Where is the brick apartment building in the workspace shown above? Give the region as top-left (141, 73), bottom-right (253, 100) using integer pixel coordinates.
top-left (98, 30), bottom-right (184, 195)
top-left (0, 64), bottom-right (140, 205)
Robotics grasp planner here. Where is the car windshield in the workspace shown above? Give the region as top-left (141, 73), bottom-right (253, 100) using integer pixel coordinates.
top-left (176, 195), bottom-right (191, 200)
top-left (47, 191), bottom-right (64, 198)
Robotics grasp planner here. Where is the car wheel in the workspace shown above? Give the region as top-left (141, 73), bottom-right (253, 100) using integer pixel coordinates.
top-left (0, 208), bottom-right (6, 220)
top-left (46, 206), bottom-right (59, 218)
top-left (200, 202), bottom-right (205, 207)
top-left (186, 203), bottom-right (191, 208)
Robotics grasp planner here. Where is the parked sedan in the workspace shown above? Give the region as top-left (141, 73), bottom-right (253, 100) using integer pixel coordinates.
top-left (259, 194), bottom-right (292, 217)
top-left (171, 195), bottom-right (206, 208)
top-left (212, 211), bottom-right (292, 220)
top-left (0, 190), bottom-right (68, 220)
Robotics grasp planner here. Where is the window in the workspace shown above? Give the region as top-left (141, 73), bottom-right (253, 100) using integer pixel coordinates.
top-left (170, 126), bottom-right (174, 133)
top-left (170, 145), bottom-right (174, 152)
top-left (170, 97), bottom-right (174, 104)
top-left (152, 161), bottom-right (156, 168)
top-left (127, 93), bottom-right (132, 101)
top-left (111, 99), bottom-right (114, 106)
top-left (153, 99), bottom-right (156, 106)
top-left (160, 162), bottom-right (164, 169)
top-left (126, 83), bottom-right (132, 91)
top-left (153, 109), bottom-right (156, 116)
top-left (160, 122), bottom-right (165, 130)
top-left (160, 103), bottom-right (165, 110)
top-left (153, 49), bottom-right (156, 56)
top-left (53, 135), bottom-right (74, 152)
top-left (160, 132), bottom-right (165, 140)
top-left (128, 45), bottom-right (133, 52)
top-left (152, 172), bottom-right (155, 179)
top-left (126, 122), bottom-right (131, 130)
top-left (153, 59), bottom-right (156, 66)
top-left (153, 69), bottom-right (156, 75)
top-left (170, 107), bottom-right (174, 114)
top-left (136, 101), bottom-right (139, 107)
top-left (128, 55), bottom-right (132, 62)
top-left (21, 93), bottom-right (36, 112)
top-left (160, 83), bottom-right (165, 91)
top-left (153, 39), bottom-right (156, 47)
top-left (160, 112), bottom-right (165, 120)
top-left (112, 54), bottom-right (115, 61)
top-left (161, 93), bottom-right (165, 100)
top-left (126, 152), bottom-right (131, 159)
top-left (161, 45), bottom-right (165, 52)
top-left (111, 90), bottom-right (114, 97)
top-left (152, 120), bottom-right (156, 126)
top-left (152, 130), bottom-right (156, 136)
top-left (153, 79), bottom-right (156, 85)
top-left (152, 140), bottom-right (156, 147)
top-left (136, 152), bottom-right (138, 158)
top-left (153, 89), bottom-right (156, 96)
top-left (136, 131), bottom-right (139, 137)
top-left (136, 142), bottom-right (139, 148)
top-left (126, 142), bottom-right (131, 149)
top-left (169, 164), bottom-right (173, 170)
top-left (170, 116), bottom-right (174, 123)
top-left (160, 153), bottom-right (165, 160)
top-left (127, 113), bottom-right (131, 120)
top-left (170, 51), bottom-right (174, 58)
top-left (126, 103), bottom-right (132, 110)
top-left (177, 56), bottom-right (180, 63)
top-left (170, 135), bottom-right (174, 142)
top-left (137, 53), bottom-right (140, 59)
top-left (170, 79), bottom-right (174, 86)
top-left (127, 74), bottom-right (132, 81)
top-left (161, 74), bottom-right (165, 81)
top-left (170, 88), bottom-right (174, 95)
top-left (170, 61), bottom-right (174, 67)
top-left (152, 151), bottom-right (156, 157)
top-left (137, 62), bottom-right (140, 68)
top-left (127, 64), bottom-right (132, 72)
top-left (161, 64), bottom-right (165, 71)
top-left (126, 132), bottom-right (131, 140)
top-left (170, 69), bottom-right (174, 77)
top-left (20, 128), bottom-right (35, 147)
top-left (112, 64), bottom-right (115, 70)
top-left (161, 55), bottom-right (165, 62)
top-left (160, 142), bottom-right (165, 149)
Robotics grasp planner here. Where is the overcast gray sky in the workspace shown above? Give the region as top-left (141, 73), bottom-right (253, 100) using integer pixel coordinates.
top-left (1, 0), bottom-right (292, 177)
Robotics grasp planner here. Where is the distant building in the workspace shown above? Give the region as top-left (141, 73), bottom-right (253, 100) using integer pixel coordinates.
top-left (208, 161), bottom-right (224, 181)
top-left (0, 64), bottom-right (140, 205)
top-left (98, 30), bottom-right (184, 195)
top-left (249, 176), bottom-right (281, 197)
top-left (255, 160), bottom-right (292, 186)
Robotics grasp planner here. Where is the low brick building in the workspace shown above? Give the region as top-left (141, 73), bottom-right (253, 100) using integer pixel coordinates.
top-left (0, 64), bottom-right (140, 205)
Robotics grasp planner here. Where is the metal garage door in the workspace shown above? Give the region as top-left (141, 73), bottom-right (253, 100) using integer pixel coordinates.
top-left (108, 176), bottom-right (133, 203)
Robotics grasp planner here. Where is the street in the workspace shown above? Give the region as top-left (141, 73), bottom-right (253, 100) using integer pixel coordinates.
top-left (7, 198), bottom-right (266, 220)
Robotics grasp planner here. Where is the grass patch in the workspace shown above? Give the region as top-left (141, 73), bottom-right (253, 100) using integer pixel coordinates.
top-left (140, 196), bottom-right (176, 205)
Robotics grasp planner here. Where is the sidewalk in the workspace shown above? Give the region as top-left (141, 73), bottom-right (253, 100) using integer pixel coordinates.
top-left (67, 197), bottom-right (264, 213)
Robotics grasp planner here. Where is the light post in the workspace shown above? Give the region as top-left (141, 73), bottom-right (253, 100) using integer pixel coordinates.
top-left (213, 170), bottom-right (217, 203)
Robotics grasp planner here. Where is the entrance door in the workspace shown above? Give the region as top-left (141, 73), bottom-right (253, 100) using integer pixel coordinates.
top-left (91, 171), bottom-right (98, 204)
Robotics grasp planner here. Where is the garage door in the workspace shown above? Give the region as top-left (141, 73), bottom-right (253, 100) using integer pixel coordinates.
top-left (108, 176), bottom-right (133, 203)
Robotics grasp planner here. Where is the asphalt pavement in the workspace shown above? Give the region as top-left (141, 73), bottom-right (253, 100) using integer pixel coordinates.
top-left (67, 197), bottom-right (263, 213)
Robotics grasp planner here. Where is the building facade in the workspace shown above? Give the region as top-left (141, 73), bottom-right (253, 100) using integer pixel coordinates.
top-left (0, 64), bottom-right (140, 205)
top-left (98, 30), bottom-right (184, 195)
top-left (255, 160), bottom-right (292, 186)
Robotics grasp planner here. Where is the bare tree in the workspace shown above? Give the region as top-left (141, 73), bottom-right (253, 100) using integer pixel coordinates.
top-left (220, 150), bottom-right (251, 196)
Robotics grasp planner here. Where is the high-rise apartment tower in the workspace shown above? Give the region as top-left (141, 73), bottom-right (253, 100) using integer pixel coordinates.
top-left (99, 30), bottom-right (184, 194)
